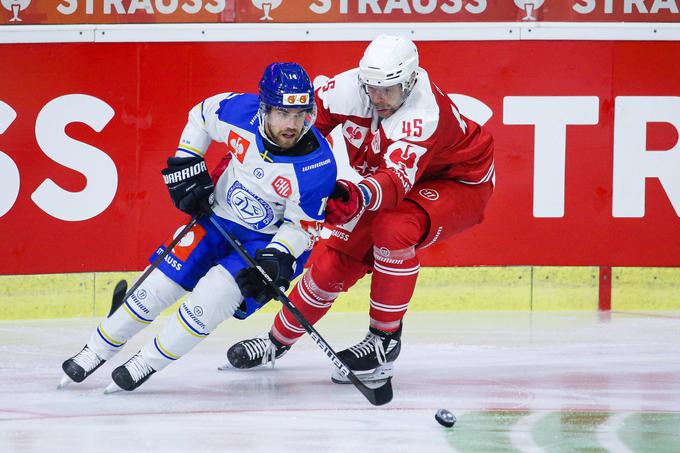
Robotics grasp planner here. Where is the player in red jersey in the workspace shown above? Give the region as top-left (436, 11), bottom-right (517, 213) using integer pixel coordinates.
top-left (227, 35), bottom-right (495, 383)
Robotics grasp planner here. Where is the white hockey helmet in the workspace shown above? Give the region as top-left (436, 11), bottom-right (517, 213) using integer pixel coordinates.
top-left (358, 35), bottom-right (419, 96)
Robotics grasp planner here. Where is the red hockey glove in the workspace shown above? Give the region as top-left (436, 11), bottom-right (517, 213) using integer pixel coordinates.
top-left (325, 179), bottom-right (365, 225)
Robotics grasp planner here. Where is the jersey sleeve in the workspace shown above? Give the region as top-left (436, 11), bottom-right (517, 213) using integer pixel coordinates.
top-left (268, 156), bottom-right (337, 257)
top-left (175, 93), bottom-right (240, 158)
top-left (314, 79), bottom-right (346, 136)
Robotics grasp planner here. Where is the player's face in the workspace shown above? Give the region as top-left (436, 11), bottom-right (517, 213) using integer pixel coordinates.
top-left (365, 84), bottom-right (404, 118)
top-left (264, 107), bottom-right (308, 149)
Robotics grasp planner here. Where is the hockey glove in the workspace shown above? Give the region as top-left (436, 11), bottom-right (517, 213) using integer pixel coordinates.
top-left (235, 248), bottom-right (296, 305)
top-left (325, 179), bottom-right (366, 225)
top-left (161, 156), bottom-right (215, 216)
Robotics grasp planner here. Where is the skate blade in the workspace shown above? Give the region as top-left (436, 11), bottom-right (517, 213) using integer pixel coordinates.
top-left (103, 382), bottom-right (123, 394)
top-left (217, 363), bottom-right (231, 371)
top-left (56, 375), bottom-right (73, 390)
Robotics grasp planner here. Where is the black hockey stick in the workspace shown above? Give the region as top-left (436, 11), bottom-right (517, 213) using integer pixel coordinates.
top-left (202, 203), bottom-right (393, 406)
top-left (108, 279), bottom-right (128, 317)
top-left (107, 214), bottom-right (200, 318)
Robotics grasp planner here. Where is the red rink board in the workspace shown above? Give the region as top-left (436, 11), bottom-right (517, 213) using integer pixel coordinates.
top-left (0, 40), bottom-right (679, 274)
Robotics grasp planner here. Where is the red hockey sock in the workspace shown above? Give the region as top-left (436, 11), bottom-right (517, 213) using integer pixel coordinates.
top-left (369, 245), bottom-right (419, 332)
top-left (271, 270), bottom-right (338, 346)
top-left (368, 201), bottom-right (428, 332)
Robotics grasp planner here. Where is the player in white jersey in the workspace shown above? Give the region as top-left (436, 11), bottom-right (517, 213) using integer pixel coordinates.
top-left (58, 63), bottom-right (337, 392)
top-left (227, 36), bottom-right (495, 384)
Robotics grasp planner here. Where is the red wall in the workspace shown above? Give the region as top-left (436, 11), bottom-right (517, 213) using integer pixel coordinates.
top-left (1, 41), bottom-right (679, 274)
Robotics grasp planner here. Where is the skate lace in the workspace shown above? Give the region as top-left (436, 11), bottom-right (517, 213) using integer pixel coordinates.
top-left (348, 333), bottom-right (387, 364)
top-left (72, 347), bottom-right (102, 372)
top-left (126, 355), bottom-right (154, 382)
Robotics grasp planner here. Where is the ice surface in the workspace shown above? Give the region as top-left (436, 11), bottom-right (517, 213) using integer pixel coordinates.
top-left (1, 311), bottom-right (678, 452)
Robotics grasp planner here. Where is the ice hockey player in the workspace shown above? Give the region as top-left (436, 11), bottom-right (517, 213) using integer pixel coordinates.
top-left (58, 62), bottom-right (337, 392)
top-left (227, 35), bottom-right (495, 384)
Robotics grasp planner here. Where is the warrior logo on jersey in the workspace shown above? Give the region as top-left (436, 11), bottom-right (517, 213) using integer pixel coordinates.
top-left (227, 181), bottom-right (274, 230)
top-left (418, 188), bottom-right (440, 201)
top-left (227, 130), bottom-right (250, 163)
top-left (342, 120), bottom-right (368, 149)
top-left (272, 176), bottom-right (292, 198)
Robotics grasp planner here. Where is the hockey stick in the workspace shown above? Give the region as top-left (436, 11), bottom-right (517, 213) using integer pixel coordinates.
top-left (201, 203), bottom-right (393, 406)
top-left (108, 279), bottom-right (128, 317)
top-left (108, 215), bottom-right (200, 317)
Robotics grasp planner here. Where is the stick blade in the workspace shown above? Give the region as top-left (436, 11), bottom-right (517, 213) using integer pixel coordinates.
top-left (358, 377), bottom-right (393, 406)
top-left (108, 279), bottom-right (128, 318)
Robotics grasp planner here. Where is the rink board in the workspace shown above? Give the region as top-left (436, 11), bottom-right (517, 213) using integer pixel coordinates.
top-left (1, 266), bottom-right (679, 320)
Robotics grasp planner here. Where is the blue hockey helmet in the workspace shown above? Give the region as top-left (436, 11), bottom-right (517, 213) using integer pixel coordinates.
top-left (258, 62), bottom-right (317, 148)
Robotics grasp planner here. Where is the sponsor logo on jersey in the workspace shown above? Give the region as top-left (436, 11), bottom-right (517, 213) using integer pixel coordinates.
top-left (227, 181), bottom-right (274, 230)
top-left (342, 120), bottom-right (368, 149)
top-left (167, 223), bottom-right (207, 262)
top-left (136, 289), bottom-right (147, 300)
top-left (301, 158), bottom-right (331, 172)
top-left (418, 188), bottom-right (440, 201)
top-left (227, 130), bottom-right (250, 163)
top-left (253, 167), bottom-right (264, 179)
top-left (194, 306), bottom-right (203, 317)
top-left (272, 176), bottom-right (292, 198)
top-left (283, 93), bottom-right (309, 106)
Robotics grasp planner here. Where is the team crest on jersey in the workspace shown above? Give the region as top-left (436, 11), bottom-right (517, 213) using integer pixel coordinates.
top-left (385, 142), bottom-right (427, 191)
top-left (227, 130), bottom-right (250, 163)
top-left (342, 120), bottom-right (368, 149)
top-left (227, 181), bottom-right (274, 230)
top-left (272, 176), bottom-right (293, 198)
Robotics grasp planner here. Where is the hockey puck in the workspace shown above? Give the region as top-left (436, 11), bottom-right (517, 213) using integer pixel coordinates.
top-left (435, 408), bottom-right (456, 427)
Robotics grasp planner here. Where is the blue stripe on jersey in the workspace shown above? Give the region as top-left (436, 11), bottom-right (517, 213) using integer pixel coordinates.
top-left (177, 147), bottom-right (202, 158)
top-left (200, 100), bottom-right (206, 125)
top-left (215, 94), bottom-right (260, 135)
top-left (124, 300), bottom-right (153, 323)
top-left (292, 128), bottom-right (337, 220)
top-left (178, 304), bottom-right (209, 337)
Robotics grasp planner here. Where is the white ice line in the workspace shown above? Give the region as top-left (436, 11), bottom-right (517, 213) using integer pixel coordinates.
top-left (509, 411), bottom-right (546, 453)
top-left (596, 412), bottom-right (634, 453)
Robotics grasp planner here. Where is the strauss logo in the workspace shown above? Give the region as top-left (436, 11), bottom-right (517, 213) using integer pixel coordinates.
top-left (1, 0), bottom-right (31, 22)
top-left (514, 0), bottom-right (544, 21)
top-left (251, 0), bottom-right (282, 21)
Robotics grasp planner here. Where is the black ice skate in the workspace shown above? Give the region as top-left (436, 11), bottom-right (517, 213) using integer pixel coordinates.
top-left (331, 324), bottom-right (402, 384)
top-left (225, 333), bottom-right (290, 369)
top-left (58, 345), bottom-right (106, 388)
top-left (106, 352), bottom-right (156, 393)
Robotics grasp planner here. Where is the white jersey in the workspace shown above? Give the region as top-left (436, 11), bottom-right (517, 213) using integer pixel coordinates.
top-left (175, 93), bottom-right (337, 258)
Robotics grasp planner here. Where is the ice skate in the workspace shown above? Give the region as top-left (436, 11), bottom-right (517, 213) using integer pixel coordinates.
top-left (331, 324), bottom-right (402, 384)
top-left (58, 345), bottom-right (106, 388)
top-left (109, 352), bottom-right (156, 392)
top-left (224, 333), bottom-right (290, 369)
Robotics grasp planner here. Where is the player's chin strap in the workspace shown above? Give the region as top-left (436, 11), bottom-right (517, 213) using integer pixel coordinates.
top-left (200, 201), bottom-right (393, 407)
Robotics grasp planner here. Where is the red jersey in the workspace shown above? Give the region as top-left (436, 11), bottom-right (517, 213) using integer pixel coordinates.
top-left (315, 67), bottom-right (494, 211)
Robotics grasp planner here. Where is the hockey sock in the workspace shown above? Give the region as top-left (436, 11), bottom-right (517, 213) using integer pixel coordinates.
top-left (271, 269), bottom-right (339, 346)
top-left (142, 265), bottom-right (242, 371)
top-left (369, 245), bottom-right (419, 332)
top-left (87, 269), bottom-right (187, 360)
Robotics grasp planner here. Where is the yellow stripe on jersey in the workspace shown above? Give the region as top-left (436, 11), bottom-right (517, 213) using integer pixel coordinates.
top-left (176, 312), bottom-right (206, 338)
top-left (177, 144), bottom-right (205, 157)
top-left (123, 303), bottom-right (152, 324)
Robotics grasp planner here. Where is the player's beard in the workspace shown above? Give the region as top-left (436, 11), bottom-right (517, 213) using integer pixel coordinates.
top-left (266, 122), bottom-right (302, 149)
